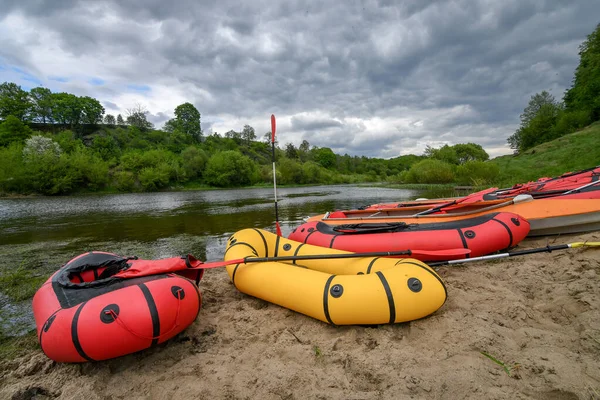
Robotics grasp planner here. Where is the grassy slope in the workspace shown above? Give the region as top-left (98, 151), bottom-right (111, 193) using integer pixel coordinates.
top-left (491, 122), bottom-right (600, 186)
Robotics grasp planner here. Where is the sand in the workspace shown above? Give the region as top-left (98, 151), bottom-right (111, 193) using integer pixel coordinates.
top-left (1, 231), bottom-right (599, 400)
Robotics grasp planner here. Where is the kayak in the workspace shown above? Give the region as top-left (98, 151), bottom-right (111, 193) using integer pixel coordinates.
top-left (33, 251), bottom-right (203, 362)
top-left (366, 166), bottom-right (600, 210)
top-left (305, 196), bottom-right (600, 236)
top-left (224, 228), bottom-right (447, 325)
top-left (289, 212), bottom-right (530, 261)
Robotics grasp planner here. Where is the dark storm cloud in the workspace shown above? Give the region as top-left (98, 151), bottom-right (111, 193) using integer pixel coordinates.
top-left (0, 0), bottom-right (597, 157)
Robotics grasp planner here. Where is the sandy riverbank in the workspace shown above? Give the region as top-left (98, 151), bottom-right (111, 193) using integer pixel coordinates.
top-left (1, 231), bottom-right (599, 400)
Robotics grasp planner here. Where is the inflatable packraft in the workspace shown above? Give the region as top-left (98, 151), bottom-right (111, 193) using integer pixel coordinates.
top-left (224, 228), bottom-right (447, 325)
top-left (33, 251), bottom-right (203, 362)
top-left (289, 212), bottom-right (530, 261)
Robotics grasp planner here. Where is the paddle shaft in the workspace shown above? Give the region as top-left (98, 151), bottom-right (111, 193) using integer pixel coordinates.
top-left (270, 114), bottom-right (281, 236)
top-left (429, 243), bottom-right (580, 267)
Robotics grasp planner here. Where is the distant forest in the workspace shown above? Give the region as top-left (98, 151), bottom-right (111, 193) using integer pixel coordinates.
top-left (0, 23), bottom-right (598, 195)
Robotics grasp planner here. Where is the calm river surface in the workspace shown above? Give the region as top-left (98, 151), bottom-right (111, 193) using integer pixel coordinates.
top-left (0, 185), bottom-right (431, 336)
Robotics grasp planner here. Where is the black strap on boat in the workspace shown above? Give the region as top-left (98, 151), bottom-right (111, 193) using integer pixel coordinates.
top-left (332, 222), bottom-right (416, 234)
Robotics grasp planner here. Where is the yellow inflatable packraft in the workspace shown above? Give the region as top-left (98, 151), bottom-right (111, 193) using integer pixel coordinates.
top-left (224, 228), bottom-right (447, 325)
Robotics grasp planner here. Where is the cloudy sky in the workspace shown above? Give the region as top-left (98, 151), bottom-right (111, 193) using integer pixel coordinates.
top-left (0, 1), bottom-right (597, 159)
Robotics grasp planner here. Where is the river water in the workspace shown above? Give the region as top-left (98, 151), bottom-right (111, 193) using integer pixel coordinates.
top-left (0, 185), bottom-right (431, 336)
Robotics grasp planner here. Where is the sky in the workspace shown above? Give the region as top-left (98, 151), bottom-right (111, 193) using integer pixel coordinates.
top-left (0, 1), bottom-right (597, 159)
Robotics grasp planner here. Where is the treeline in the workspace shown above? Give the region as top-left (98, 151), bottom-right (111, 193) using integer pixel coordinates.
top-left (507, 23), bottom-right (600, 153)
top-left (0, 78), bottom-right (496, 194)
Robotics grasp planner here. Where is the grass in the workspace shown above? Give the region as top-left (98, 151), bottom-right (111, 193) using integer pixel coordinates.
top-left (490, 122), bottom-right (600, 186)
top-left (0, 263), bottom-right (47, 302)
top-left (313, 345), bottom-right (322, 358)
top-left (0, 332), bottom-right (39, 360)
top-left (480, 351), bottom-right (520, 378)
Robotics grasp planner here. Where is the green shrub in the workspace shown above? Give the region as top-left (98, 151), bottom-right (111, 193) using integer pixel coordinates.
top-left (181, 146), bottom-right (208, 180)
top-left (552, 110), bottom-right (591, 137)
top-left (278, 157), bottom-right (304, 184)
top-left (0, 143), bottom-right (26, 193)
top-left (114, 170), bottom-right (136, 192)
top-left (406, 159), bottom-right (455, 183)
top-left (139, 165), bottom-right (171, 191)
top-left (455, 161), bottom-right (500, 185)
top-left (92, 134), bottom-right (120, 161)
top-left (204, 150), bottom-right (259, 187)
top-left (0, 116), bottom-right (33, 147)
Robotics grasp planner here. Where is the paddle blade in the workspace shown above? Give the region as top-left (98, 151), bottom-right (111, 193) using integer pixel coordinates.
top-left (570, 242), bottom-right (600, 248)
top-left (271, 114), bottom-right (276, 143)
top-left (276, 221), bottom-right (282, 237)
top-left (410, 248), bottom-right (471, 257)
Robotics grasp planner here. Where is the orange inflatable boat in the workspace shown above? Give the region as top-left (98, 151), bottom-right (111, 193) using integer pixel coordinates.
top-left (306, 195), bottom-right (600, 236)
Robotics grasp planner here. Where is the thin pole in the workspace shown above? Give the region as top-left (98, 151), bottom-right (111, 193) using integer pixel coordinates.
top-left (271, 114), bottom-right (282, 236)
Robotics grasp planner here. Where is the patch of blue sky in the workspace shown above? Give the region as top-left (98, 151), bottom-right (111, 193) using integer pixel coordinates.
top-left (48, 76), bottom-right (69, 82)
top-left (88, 77), bottom-right (105, 86)
top-left (127, 84), bottom-right (151, 92)
top-left (22, 75), bottom-right (42, 86)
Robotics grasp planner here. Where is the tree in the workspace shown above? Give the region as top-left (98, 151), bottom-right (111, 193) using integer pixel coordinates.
top-left (298, 139), bottom-right (311, 162)
top-left (104, 114), bottom-right (116, 125)
top-left (507, 91), bottom-right (561, 152)
top-left (172, 102), bottom-right (202, 140)
top-left (453, 143), bottom-right (489, 164)
top-left (163, 118), bottom-right (177, 133)
top-left (30, 87), bottom-right (54, 124)
top-left (520, 91), bottom-right (557, 126)
top-left (116, 114), bottom-right (125, 125)
top-left (0, 115), bottom-right (33, 146)
top-left (241, 124), bottom-right (256, 145)
top-left (0, 82), bottom-right (31, 121)
top-left (285, 143), bottom-right (298, 159)
top-left (126, 104), bottom-right (154, 130)
top-left (517, 103), bottom-right (561, 151)
top-left (564, 23), bottom-right (600, 120)
top-left (312, 147), bottom-right (336, 169)
top-left (80, 96), bottom-right (105, 125)
top-left (52, 93), bottom-right (82, 127)
top-left (426, 144), bottom-right (459, 165)
top-left (225, 130), bottom-right (242, 142)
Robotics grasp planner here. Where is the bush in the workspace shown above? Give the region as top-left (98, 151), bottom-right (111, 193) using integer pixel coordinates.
top-left (0, 143), bottom-right (26, 193)
top-left (54, 130), bottom-right (82, 153)
top-left (181, 146), bottom-right (208, 180)
top-left (65, 146), bottom-right (110, 190)
top-left (22, 135), bottom-right (61, 161)
top-left (203, 150), bottom-right (259, 187)
top-left (552, 110), bottom-right (591, 137)
top-left (91, 135), bottom-right (120, 161)
top-left (278, 157), bottom-right (304, 184)
top-left (139, 164), bottom-right (171, 191)
top-left (301, 161), bottom-right (325, 184)
top-left (114, 171), bottom-right (136, 192)
top-left (0, 116), bottom-right (33, 147)
top-left (406, 159), bottom-right (455, 183)
top-left (455, 161), bottom-right (500, 186)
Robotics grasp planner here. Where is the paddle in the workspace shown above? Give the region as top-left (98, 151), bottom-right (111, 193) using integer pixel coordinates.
top-left (185, 247), bottom-right (472, 270)
top-left (428, 241), bottom-right (600, 268)
top-left (412, 187), bottom-right (498, 216)
top-left (270, 114), bottom-right (282, 236)
top-left (562, 180), bottom-right (600, 195)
